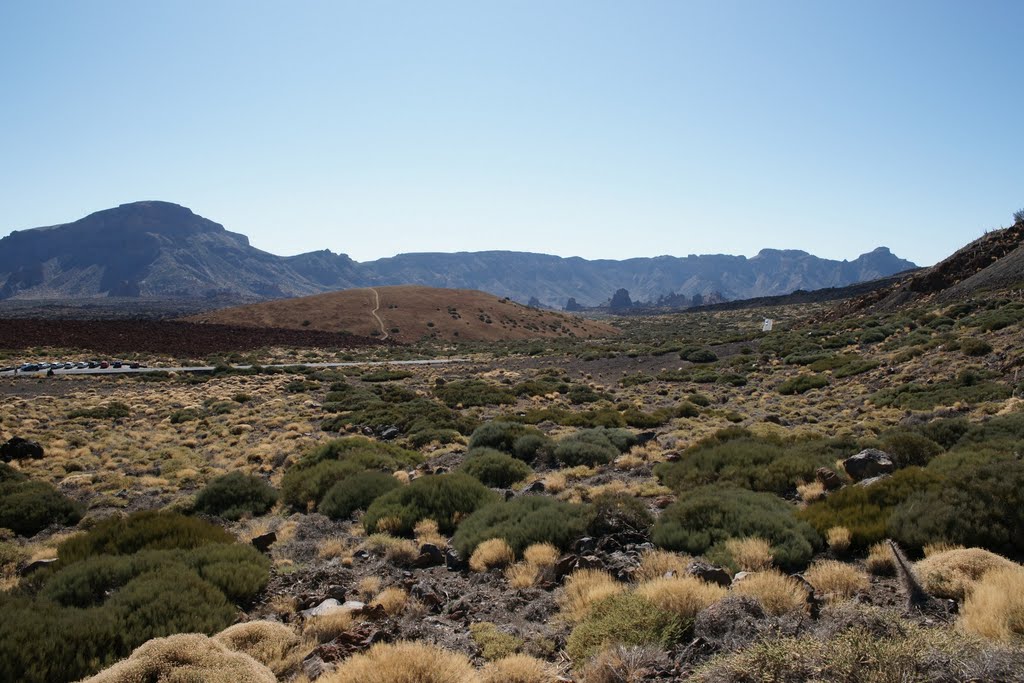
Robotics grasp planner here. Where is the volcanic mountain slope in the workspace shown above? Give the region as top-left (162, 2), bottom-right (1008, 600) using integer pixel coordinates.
top-left (186, 285), bottom-right (619, 343)
top-left (836, 217), bottom-right (1024, 316)
top-left (0, 201), bottom-right (361, 301)
top-left (366, 246), bottom-right (917, 308)
top-left (0, 201), bottom-right (915, 307)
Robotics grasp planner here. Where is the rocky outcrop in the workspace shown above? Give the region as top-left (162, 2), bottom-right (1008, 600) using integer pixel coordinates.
top-left (842, 449), bottom-right (895, 481)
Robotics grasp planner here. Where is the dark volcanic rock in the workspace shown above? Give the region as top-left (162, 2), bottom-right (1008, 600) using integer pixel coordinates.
top-left (843, 449), bottom-right (895, 481)
top-left (251, 531), bottom-right (277, 554)
top-left (815, 466), bottom-right (843, 490)
top-left (0, 436), bottom-right (44, 462)
top-left (687, 561), bottom-right (732, 587)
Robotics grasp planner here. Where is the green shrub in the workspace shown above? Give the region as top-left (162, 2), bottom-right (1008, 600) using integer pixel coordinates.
top-left (587, 492), bottom-right (653, 536)
top-left (688, 393), bottom-right (711, 407)
top-left (56, 511), bottom-right (234, 565)
top-left (887, 458), bottom-right (1024, 554)
top-left (0, 463), bottom-right (26, 484)
top-left (319, 471), bottom-right (401, 520)
top-left (0, 594), bottom-right (123, 683)
top-left (281, 437), bottom-right (423, 511)
top-left (434, 380), bottom-right (515, 408)
top-left (778, 374), bottom-right (829, 395)
top-left (877, 431), bottom-right (943, 469)
top-left (468, 422), bottom-right (547, 458)
top-left (654, 432), bottom-right (844, 495)
top-left (360, 369), bottom-right (413, 382)
top-left (106, 565), bottom-right (236, 643)
top-left (321, 388), bottom-right (478, 444)
top-left (177, 542), bottom-right (268, 604)
top-left (961, 338), bottom-right (993, 357)
top-left (364, 473), bottom-right (499, 536)
top-left (653, 486), bottom-right (820, 568)
top-left (458, 449), bottom-right (533, 488)
top-left (681, 347), bottom-right (719, 363)
top-left (798, 468), bottom-right (943, 549)
top-left (554, 430), bottom-right (619, 467)
top-left (0, 511), bottom-right (269, 683)
top-left (511, 433), bottom-right (553, 461)
top-left (621, 407), bottom-right (673, 428)
top-left (66, 402), bottom-right (131, 419)
top-left (281, 460), bottom-right (362, 512)
top-left (0, 478), bottom-right (83, 537)
top-left (566, 593), bottom-right (685, 661)
top-left (452, 495), bottom-right (592, 557)
top-left (568, 385), bottom-right (605, 404)
top-left (676, 401), bottom-right (700, 418)
top-left (192, 472), bottom-right (277, 521)
top-left (169, 408), bottom-right (200, 424)
top-left (871, 370), bottom-right (1011, 410)
top-left (299, 437), bottom-right (421, 470)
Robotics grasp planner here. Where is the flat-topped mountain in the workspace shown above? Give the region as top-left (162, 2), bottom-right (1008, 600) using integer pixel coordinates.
top-left (0, 201), bottom-right (917, 307)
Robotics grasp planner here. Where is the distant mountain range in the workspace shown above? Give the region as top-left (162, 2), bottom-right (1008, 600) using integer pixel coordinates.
top-left (0, 201), bottom-right (917, 308)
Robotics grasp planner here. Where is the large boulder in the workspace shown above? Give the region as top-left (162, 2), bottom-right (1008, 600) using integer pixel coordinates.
top-left (842, 449), bottom-right (894, 481)
top-left (0, 437), bottom-right (44, 462)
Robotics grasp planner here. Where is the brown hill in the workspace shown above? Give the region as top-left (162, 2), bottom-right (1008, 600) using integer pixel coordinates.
top-left (831, 217), bottom-right (1024, 317)
top-left (185, 285), bottom-right (619, 343)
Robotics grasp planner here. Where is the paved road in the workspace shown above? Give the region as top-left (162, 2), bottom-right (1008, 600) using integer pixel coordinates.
top-left (0, 358), bottom-right (470, 378)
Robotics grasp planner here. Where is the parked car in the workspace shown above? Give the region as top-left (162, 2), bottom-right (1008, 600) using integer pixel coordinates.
top-left (99, 361), bottom-right (109, 369)
top-left (112, 361), bottom-right (123, 368)
top-left (20, 364), bottom-right (40, 372)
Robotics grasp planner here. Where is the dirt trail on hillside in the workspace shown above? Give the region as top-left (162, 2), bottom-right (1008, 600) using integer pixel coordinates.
top-left (369, 288), bottom-right (388, 340)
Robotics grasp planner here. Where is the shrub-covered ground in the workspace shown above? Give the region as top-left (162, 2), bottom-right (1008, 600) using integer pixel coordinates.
top-left (3, 287), bottom-right (1024, 680)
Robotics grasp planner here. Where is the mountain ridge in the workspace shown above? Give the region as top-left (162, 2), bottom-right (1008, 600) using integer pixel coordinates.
top-left (0, 201), bottom-right (917, 308)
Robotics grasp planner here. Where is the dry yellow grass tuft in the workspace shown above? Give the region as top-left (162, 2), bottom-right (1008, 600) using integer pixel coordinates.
top-left (415, 518), bottom-right (447, 547)
top-left (559, 569), bottom-right (625, 623)
top-left (363, 534), bottom-right (419, 565)
top-left (214, 621), bottom-right (306, 677)
top-left (732, 570), bottom-right (809, 615)
top-left (634, 549), bottom-right (691, 582)
top-left (506, 562), bottom-right (541, 589)
top-left (318, 640), bottom-right (480, 683)
top-left (470, 538), bottom-right (516, 573)
top-left (317, 538), bottom-right (350, 561)
top-left (357, 576), bottom-right (382, 601)
top-left (523, 542), bottom-right (560, 568)
top-left (826, 526), bottom-right (852, 555)
top-left (371, 587), bottom-right (409, 615)
top-left (268, 594), bottom-right (298, 618)
top-left (796, 480), bottom-right (826, 503)
top-left (724, 537), bottom-right (774, 572)
top-left (480, 654), bottom-right (559, 683)
top-left (394, 470), bottom-right (411, 485)
top-left (543, 472), bottom-right (567, 494)
top-left (915, 547), bottom-right (1021, 600)
top-left (959, 567), bottom-right (1024, 641)
top-left (923, 541), bottom-right (967, 558)
top-left (376, 515), bottom-right (405, 535)
top-left (803, 560), bottom-right (868, 603)
top-left (635, 576), bottom-right (728, 620)
top-left (865, 541), bottom-right (895, 576)
top-left (304, 610), bottom-right (355, 643)
top-left (84, 633), bottom-right (276, 683)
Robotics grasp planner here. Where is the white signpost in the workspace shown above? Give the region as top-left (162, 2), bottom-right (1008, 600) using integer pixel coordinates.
top-left (762, 318), bottom-right (774, 332)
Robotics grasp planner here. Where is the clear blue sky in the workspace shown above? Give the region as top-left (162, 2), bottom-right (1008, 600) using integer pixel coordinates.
top-left (1, 1), bottom-right (1021, 265)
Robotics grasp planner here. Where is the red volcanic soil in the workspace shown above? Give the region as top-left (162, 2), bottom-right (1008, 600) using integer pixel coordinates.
top-left (0, 319), bottom-right (389, 357)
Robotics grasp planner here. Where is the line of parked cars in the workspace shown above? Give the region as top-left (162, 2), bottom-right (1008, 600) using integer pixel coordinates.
top-left (1, 360), bottom-right (146, 373)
